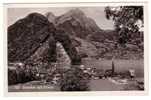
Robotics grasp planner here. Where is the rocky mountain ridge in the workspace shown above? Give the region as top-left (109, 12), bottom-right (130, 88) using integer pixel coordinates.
top-left (46, 8), bottom-right (102, 38)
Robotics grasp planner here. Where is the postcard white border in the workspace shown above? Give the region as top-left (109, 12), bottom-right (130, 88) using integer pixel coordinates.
top-left (3, 2), bottom-right (149, 96)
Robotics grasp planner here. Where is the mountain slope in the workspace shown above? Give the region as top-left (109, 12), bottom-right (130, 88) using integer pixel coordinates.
top-left (71, 37), bottom-right (98, 58)
top-left (47, 8), bottom-right (102, 38)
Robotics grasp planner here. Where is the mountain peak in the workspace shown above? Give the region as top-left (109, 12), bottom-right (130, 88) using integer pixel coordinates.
top-left (68, 8), bottom-right (85, 16)
top-left (54, 8), bottom-right (102, 38)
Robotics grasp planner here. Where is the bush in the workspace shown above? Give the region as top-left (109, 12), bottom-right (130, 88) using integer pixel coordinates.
top-left (8, 64), bottom-right (37, 85)
top-left (8, 68), bottom-right (18, 85)
top-left (60, 67), bottom-right (89, 91)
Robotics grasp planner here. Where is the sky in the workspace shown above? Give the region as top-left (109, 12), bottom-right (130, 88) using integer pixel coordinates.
top-left (7, 7), bottom-right (114, 30)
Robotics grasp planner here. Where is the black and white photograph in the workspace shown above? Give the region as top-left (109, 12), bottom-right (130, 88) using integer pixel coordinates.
top-left (4, 3), bottom-right (147, 94)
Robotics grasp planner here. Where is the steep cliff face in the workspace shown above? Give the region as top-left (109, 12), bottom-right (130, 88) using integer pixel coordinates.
top-left (8, 13), bottom-right (81, 65)
top-left (8, 13), bottom-right (56, 62)
top-left (56, 42), bottom-right (71, 69)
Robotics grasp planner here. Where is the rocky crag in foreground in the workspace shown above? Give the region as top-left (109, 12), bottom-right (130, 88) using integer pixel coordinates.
top-left (8, 13), bottom-right (81, 65)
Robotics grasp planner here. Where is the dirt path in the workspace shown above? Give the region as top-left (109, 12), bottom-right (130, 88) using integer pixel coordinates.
top-left (89, 78), bottom-right (143, 91)
top-left (89, 79), bottom-right (125, 91)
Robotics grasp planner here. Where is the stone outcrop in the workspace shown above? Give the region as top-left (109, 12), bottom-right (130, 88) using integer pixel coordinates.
top-left (8, 12), bottom-right (81, 65)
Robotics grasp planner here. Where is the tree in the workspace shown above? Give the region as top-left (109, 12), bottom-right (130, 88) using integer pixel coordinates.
top-left (60, 67), bottom-right (89, 91)
top-left (104, 6), bottom-right (143, 44)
